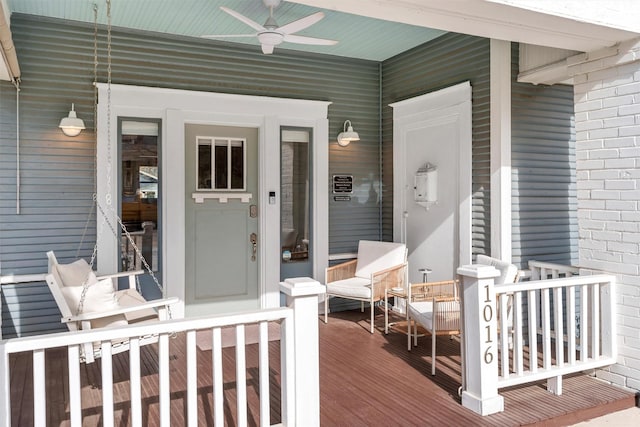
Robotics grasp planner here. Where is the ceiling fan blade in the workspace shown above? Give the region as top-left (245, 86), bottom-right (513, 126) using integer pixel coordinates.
top-left (201, 34), bottom-right (257, 39)
top-left (283, 34), bottom-right (338, 46)
top-left (261, 44), bottom-right (275, 54)
top-left (278, 11), bottom-right (324, 35)
top-left (220, 6), bottom-right (265, 32)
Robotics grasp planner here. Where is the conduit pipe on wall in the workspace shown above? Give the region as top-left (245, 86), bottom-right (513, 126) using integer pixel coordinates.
top-left (0, 1), bottom-right (22, 213)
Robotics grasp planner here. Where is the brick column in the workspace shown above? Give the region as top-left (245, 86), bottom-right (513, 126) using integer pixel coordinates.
top-left (569, 37), bottom-right (640, 391)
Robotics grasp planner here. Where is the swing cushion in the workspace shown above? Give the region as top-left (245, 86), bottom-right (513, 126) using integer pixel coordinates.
top-left (60, 277), bottom-right (119, 314)
top-left (54, 258), bottom-right (98, 287)
top-left (116, 288), bottom-right (159, 323)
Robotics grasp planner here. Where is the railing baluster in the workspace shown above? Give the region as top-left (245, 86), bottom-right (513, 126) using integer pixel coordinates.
top-left (514, 292), bottom-right (524, 375)
top-left (542, 289), bottom-right (551, 369)
top-left (187, 330), bottom-right (198, 427)
top-left (212, 327), bottom-right (224, 427)
top-left (68, 345), bottom-right (82, 427)
top-left (236, 325), bottom-right (248, 427)
top-left (581, 284), bottom-right (589, 360)
top-left (554, 287), bottom-right (564, 368)
top-left (33, 348), bottom-right (46, 427)
top-left (592, 284), bottom-right (600, 359)
top-left (567, 286), bottom-right (576, 364)
top-left (548, 286), bottom-right (565, 394)
top-left (102, 342), bottom-right (114, 427)
top-left (130, 337), bottom-right (142, 427)
top-left (159, 333), bottom-right (170, 427)
top-left (527, 289), bottom-right (538, 373)
top-left (499, 294), bottom-right (509, 378)
top-left (259, 321), bottom-right (270, 427)
top-left (281, 314), bottom-right (296, 425)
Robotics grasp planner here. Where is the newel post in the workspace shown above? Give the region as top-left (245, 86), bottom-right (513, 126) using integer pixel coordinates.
top-left (457, 264), bottom-right (504, 416)
top-left (280, 277), bottom-right (326, 427)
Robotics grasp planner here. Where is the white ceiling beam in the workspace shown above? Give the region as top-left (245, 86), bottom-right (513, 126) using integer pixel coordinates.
top-left (291, 0), bottom-right (640, 52)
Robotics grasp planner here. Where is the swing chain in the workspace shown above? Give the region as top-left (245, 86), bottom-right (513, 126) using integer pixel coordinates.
top-left (104, 0), bottom-right (112, 207)
top-left (76, 4), bottom-right (100, 261)
top-left (77, 0), bottom-right (171, 320)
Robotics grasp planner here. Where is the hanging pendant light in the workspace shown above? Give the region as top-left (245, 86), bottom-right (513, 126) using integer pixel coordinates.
top-left (59, 103), bottom-right (85, 137)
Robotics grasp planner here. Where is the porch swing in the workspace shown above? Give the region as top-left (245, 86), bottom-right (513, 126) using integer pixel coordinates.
top-left (44, 0), bottom-right (178, 364)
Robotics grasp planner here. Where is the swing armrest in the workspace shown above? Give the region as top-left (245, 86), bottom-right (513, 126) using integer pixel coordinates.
top-left (97, 270), bottom-right (144, 280)
top-left (97, 270), bottom-right (144, 290)
top-left (62, 296), bottom-right (179, 323)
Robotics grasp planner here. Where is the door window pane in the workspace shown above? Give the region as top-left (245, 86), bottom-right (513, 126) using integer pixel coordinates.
top-left (281, 129), bottom-right (310, 262)
top-left (231, 140), bottom-right (244, 189)
top-left (214, 140), bottom-right (228, 189)
top-left (119, 120), bottom-right (160, 274)
top-left (197, 141), bottom-right (212, 190)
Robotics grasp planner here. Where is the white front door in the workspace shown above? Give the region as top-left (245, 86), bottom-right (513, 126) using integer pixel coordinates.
top-left (392, 82), bottom-right (472, 283)
top-left (184, 124), bottom-right (259, 315)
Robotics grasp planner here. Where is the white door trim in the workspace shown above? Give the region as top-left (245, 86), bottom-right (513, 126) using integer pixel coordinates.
top-left (390, 81), bottom-right (473, 268)
top-left (96, 84), bottom-right (330, 317)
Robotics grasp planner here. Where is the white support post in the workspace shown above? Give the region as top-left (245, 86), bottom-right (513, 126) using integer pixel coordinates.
top-left (490, 38), bottom-right (512, 261)
top-left (458, 264), bottom-right (504, 416)
top-left (279, 277), bottom-right (326, 427)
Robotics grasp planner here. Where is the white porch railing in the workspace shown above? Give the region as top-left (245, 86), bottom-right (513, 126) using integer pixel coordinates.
top-left (0, 278), bottom-right (325, 427)
top-left (528, 260), bottom-right (580, 280)
top-left (458, 264), bottom-right (616, 416)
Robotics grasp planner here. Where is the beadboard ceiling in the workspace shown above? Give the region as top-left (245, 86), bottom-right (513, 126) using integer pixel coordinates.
top-left (6, 0), bottom-right (446, 61)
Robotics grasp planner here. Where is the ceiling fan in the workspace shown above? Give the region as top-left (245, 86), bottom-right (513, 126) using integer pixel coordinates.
top-left (202, 0), bottom-right (338, 54)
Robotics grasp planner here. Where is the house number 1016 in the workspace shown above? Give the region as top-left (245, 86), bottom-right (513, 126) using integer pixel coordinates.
top-left (483, 283), bottom-right (494, 365)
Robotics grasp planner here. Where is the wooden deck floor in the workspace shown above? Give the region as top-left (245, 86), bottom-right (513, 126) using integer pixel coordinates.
top-left (8, 309), bottom-right (636, 426)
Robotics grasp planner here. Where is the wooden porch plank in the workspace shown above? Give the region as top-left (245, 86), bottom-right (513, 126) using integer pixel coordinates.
top-left (7, 310), bottom-right (635, 426)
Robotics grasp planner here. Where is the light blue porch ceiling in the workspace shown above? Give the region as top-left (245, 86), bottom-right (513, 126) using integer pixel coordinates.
top-left (7, 0), bottom-right (446, 61)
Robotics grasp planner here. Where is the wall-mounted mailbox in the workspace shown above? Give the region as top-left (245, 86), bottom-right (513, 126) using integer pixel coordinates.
top-left (414, 163), bottom-right (437, 210)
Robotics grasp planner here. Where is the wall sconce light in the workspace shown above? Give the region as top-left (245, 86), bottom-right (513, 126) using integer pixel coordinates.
top-left (59, 103), bottom-right (85, 137)
top-left (337, 120), bottom-right (360, 147)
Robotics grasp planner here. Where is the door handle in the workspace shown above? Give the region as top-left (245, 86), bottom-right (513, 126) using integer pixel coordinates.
top-left (250, 233), bottom-right (257, 262)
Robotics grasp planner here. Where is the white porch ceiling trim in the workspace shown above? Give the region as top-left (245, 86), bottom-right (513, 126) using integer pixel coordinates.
top-left (0, 0), bottom-right (20, 81)
top-left (291, 0), bottom-right (640, 52)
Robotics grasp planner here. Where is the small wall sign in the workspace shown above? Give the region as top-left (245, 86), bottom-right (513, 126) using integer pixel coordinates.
top-left (333, 175), bottom-right (353, 194)
top-left (334, 195), bottom-right (351, 202)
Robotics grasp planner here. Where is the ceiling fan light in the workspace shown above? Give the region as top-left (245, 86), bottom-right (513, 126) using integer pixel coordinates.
top-left (258, 31), bottom-right (284, 46)
top-left (337, 120), bottom-right (360, 147)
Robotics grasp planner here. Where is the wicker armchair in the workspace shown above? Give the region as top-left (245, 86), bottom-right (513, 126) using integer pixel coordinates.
top-left (407, 280), bottom-right (461, 375)
top-left (324, 240), bottom-right (407, 333)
